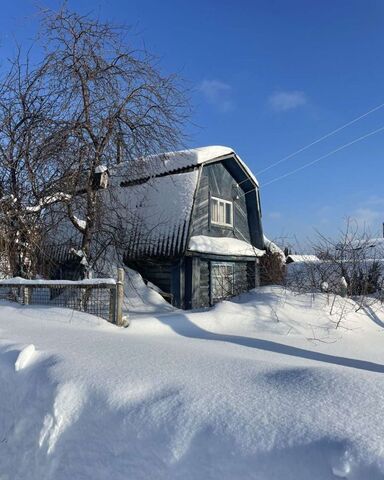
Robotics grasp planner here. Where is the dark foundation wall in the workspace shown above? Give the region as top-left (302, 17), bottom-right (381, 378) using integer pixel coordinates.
top-left (200, 259), bottom-right (210, 307)
top-left (127, 255), bottom-right (260, 310)
top-left (190, 162), bottom-right (252, 242)
top-left (187, 255), bottom-right (260, 309)
top-left (126, 258), bottom-right (176, 304)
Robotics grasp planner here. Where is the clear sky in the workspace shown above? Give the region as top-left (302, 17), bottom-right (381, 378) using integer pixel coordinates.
top-left (1, 0), bottom-right (384, 247)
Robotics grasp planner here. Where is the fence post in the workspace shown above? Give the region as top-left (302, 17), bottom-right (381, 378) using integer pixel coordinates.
top-left (116, 268), bottom-right (125, 326)
top-left (22, 286), bottom-right (31, 305)
top-left (109, 287), bottom-right (116, 323)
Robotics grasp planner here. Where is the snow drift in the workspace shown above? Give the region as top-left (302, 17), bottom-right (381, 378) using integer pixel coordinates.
top-left (0, 287), bottom-right (384, 479)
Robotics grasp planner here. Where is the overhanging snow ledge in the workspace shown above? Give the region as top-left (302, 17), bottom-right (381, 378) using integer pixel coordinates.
top-left (188, 235), bottom-right (265, 257)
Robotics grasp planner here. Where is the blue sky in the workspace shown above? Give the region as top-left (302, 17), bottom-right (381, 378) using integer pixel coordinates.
top-left (1, 0), bottom-right (384, 246)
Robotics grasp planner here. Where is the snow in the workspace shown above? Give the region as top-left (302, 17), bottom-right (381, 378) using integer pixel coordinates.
top-left (263, 235), bottom-right (285, 259)
top-left (0, 286), bottom-right (384, 478)
top-left (73, 216), bottom-right (86, 231)
top-left (114, 145), bottom-right (259, 187)
top-left (287, 257), bottom-right (384, 293)
top-left (0, 277), bottom-right (116, 286)
top-left (332, 456), bottom-right (352, 478)
top-left (46, 146), bottom-right (261, 259)
top-left (123, 267), bottom-right (174, 314)
top-left (287, 254), bottom-right (321, 263)
top-left (114, 170), bottom-right (199, 257)
top-left (24, 193), bottom-right (72, 213)
top-left (188, 235), bottom-right (265, 257)
top-left (14, 344), bottom-right (36, 371)
top-left (95, 165), bottom-right (108, 174)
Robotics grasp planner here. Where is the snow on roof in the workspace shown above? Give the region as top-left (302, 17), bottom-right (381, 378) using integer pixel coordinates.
top-left (114, 146), bottom-right (259, 187)
top-left (95, 165), bottom-right (108, 174)
top-left (263, 235), bottom-right (285, 258)
top-left (188, 236), bottom-right (265, 257)
top-left (116, 170), bottom-right (199, 258)
top-left (286, 255), bottom-right (320, 263)
top-left (109, 146), bottom-right (262, 259)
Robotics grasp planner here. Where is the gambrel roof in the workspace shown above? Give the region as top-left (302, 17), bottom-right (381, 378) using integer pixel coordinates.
top-left (115, 169), bottom-right (198, 258)
top-left (112, 146), bottom-right (262, 259)
top-left (114, 146), bottom-right (259, 187)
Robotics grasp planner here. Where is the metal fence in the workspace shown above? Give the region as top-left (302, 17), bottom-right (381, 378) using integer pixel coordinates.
top-left (0, 274), bottom-right (125, 324)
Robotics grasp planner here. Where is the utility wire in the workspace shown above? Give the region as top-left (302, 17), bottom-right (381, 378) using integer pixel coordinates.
top-left (261, 124), bottom-right (384, 187)
top-left (256, 101), bottom-right (384, 176)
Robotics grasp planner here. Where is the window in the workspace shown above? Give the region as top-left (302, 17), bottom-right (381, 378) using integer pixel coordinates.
top-left (211, 197), bottom-right (233, 227)
top-left (211, 263), bottom-right (234, 302)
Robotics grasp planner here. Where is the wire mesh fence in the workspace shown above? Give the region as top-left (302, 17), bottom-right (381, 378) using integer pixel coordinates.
top-left (0, 280), bottom-right (118, 323)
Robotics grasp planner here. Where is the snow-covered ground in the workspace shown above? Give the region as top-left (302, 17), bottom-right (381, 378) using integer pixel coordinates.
top-left (1, 286), bottom-right (384, 479)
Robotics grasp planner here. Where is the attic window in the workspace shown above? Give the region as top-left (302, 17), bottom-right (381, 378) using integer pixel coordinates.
top-left (211, 196), bottom-right (233, 227)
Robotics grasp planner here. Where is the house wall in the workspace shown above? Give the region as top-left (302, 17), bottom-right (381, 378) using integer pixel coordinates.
top-left (187, 256), bottom-right (259, 309)
top-left (127, 259), bottom-right (175, 303)
top-left (183, 160), bottom-right (263, 308)
top-left (200, 259), bottom-right (210, 307)
top-left (124, 159), bottom-right (264, 309)
top-left (190, 162), bottom-right (251, 242)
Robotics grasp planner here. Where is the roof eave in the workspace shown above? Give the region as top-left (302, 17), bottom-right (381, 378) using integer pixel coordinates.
top-left (202, 153), bottom-right (259, 188)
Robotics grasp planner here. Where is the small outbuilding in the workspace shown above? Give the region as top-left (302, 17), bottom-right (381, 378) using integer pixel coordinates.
top-left (286, 254), bottom-right (320, 264)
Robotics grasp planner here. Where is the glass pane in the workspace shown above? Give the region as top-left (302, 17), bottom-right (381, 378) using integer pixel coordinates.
top-left (225, 203), bottom-right (232, 225)
top-left (211, 199), bottom-right (218, 222)
top-left (219, 202), bottom-right (225, 223)
top-left (211, 264), bottom-right (234, 300)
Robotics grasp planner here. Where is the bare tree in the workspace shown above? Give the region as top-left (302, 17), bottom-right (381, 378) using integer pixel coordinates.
top-left (0, 51), bottom-right (70, 277)
top-left (312, 220), bottom-right (384, 300)
top-left (285, 220), bottom-right (384, 326)
top-left (38, 6), bottom-right (190, 275)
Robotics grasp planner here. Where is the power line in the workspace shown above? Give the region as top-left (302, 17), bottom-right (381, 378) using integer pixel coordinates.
top-left (261, 124), bottom-right (384, 187)
top-left (256, 101), bottom-right (384, 176)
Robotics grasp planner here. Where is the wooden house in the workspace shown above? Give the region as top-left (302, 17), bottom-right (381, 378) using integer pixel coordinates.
top-left (117, 146), bottom-right (266, 308)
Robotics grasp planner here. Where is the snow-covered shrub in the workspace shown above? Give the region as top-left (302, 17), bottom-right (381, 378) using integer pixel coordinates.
top-left (260, 251), bottom-right (285, 285)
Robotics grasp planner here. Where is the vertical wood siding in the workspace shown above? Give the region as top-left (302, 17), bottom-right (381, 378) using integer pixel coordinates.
top-left (127, 260), bottom-right (174, 298)
top-left (233, 262), bottom-right (248, 296)
top-left (200, 259), bottom-right (210, 307)
top-left (190, 162), bottom-right (252, 242)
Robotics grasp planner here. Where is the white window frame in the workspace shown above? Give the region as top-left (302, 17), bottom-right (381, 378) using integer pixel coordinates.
top-left (210, 196), bottom-right (233, 227)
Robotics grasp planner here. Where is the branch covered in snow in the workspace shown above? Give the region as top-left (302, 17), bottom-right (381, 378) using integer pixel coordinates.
top-left (24, 193), bottom-right (72, 213)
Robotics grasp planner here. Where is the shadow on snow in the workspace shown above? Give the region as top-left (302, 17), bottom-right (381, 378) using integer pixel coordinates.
top-left (154, 310), bottom-right (384, 374)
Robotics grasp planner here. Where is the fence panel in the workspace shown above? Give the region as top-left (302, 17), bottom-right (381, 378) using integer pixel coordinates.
top-left (0, 279), bottom-right (117, 323)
